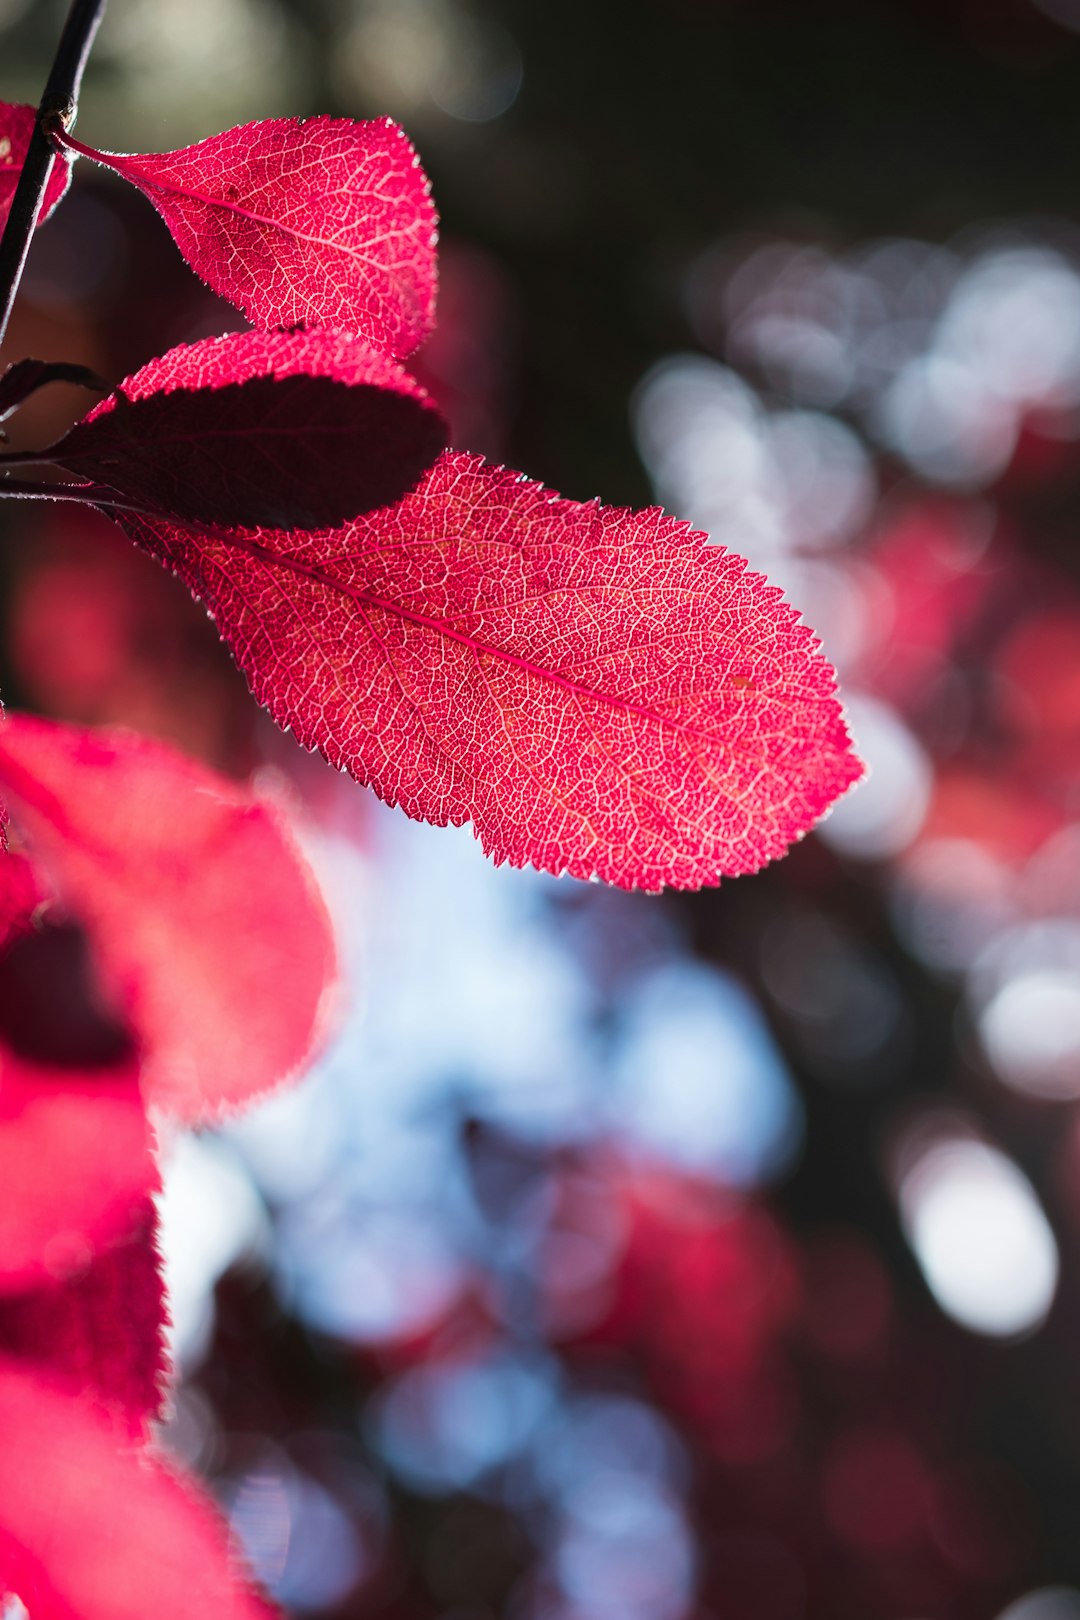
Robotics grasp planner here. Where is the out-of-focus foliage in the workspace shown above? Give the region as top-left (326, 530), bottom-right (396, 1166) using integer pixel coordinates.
top-left (8, 0), bottom-right (1080, 1617)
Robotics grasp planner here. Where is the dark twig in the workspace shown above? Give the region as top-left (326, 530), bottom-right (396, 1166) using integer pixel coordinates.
top-left (0, 0), bottom-right (108, 351)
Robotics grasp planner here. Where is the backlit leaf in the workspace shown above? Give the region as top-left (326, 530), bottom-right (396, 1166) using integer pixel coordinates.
top-left (61, 116), bottom-right (437, 355)
top-left (0, 102), bottom-right (69, 232)
top-left (114, 452), bottom-right (863, 892)
top-left (35, 327), bottom-right (447, 528)
top-left (0, 915), bottom-right (153, 1297)
top-left (0, 846), bottom-right (39, 949)
top-left (0, 1361), bottom-right (274, 1620)
top-left (0, 1054), bottom-right (151, 1293)
top-left (0, 1201), bottom-right (167, 1436)
top-left (0, 715), bottom-right (337, 1118)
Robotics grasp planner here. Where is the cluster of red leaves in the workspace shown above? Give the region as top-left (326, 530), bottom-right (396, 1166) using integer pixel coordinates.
top-left (853, 496), bottom-right (1080, 884)
top-left (0, 91), bottom-right (862, 1618)
top-left (3, 99), bottom-right (861, 894)
top-left (534, 1162), bottom-right (1033, 1619)
top-left (336, 1145), bottom-right (1030, 1620)
top-left (0, 713), bottom-right (335, 1617)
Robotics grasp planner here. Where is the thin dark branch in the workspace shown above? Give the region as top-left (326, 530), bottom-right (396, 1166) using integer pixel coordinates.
top-left (0, 0), bottom-right (108, 352)
top-left (39, 0), bottom-right (109, 120)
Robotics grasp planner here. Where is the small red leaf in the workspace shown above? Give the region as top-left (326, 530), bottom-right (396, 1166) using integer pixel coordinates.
top-left (0, 1361), bottom-right (274, 1620)
top-left (61, 116), bottom-right (437, 355)
top-left (41, 327), bottom-right (447, 528)
top-left (114, 452), bottom-right (863, 892)
top-left (0, 1200), bottom-right (167, 1436)
top-left (0, 102), bottom-right (69, 231)
top-left (0, 716), bottom-right (337, 1118)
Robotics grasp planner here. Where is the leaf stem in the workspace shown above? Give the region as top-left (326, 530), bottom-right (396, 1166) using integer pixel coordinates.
top-left (0, 448), bottom-right (51, 467)
top-left (0, 476), bottom-right (149, 514)
top-left (0, 0), bottom-right (108, 353)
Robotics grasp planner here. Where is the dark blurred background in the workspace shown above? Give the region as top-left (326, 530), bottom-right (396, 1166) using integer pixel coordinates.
top-left (8, 2), bottom-right (1080, 1617)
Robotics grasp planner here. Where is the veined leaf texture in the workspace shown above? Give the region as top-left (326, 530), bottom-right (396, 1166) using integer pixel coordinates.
top-left (117, 454), bottom-right (862, 893)
top-left (58, 116), bottom-right (439, 355)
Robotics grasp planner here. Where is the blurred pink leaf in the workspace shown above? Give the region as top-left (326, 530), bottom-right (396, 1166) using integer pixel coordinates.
top-left (0, 714), bottom-right (337, 1119)
top-left (0, 1199), bottom-right (166, 1435)
top-left (0, 1360), bottom-right (275, 1620)
top-left (0, 1053), bottom-right (151, 1295)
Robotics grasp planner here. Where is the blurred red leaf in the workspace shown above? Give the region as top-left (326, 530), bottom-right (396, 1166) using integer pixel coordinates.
top-left (0, 1361), bottom-right (274, 1620)
top-left (6, 506), bottom-right (255, 771)
top-left (822, 1428), bottom-right (931, 1552)
top-left (0, 1199), bottom-right (166, 1436)
top-left (862, 500), bottom-right (997, 705)
top-left (0, 914), bottom-right (152, 1294)
top-left (33, 327), bottom-right (447, 528)
top-left (996, 605), bottom-right (1080, 742)
top-left (0, 715), bottom-right (337, 1118)
top-left (0, 847), bottom-right (39, 949)
top-left (920, 763), bottom-right (1063, 866)
top-left (115, 452), bottom-right (862, 891)
top-left (60, 116), bottom-right (437, 355)
top-left (0, 102), bottom-right (69, 231)
top-left (0, 1055), bottom-right (151, 1293)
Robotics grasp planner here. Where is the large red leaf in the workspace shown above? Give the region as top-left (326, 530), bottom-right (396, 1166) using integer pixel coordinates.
top-left (58, 116), bottom-right (437, 355)
top-left (32, 327), bottom-right (446, 528)
top-left (0, 102), bottom-right (69, 231)
top-left (0, 1361), bottom-right (274, 1620)
top-left (0, 1200), bottom-right (167, 1437)
top-left (0, 716), bottom-right (337, 1118)
top-left (113, 453), bottom-right (863, 892)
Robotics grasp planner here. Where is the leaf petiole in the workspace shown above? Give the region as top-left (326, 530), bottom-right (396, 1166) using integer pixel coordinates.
top-left (0, 475), bottom-right (154, 515)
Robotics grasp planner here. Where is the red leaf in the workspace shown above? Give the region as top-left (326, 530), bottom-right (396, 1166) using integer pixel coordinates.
top-left (0, 1200), bottom-right (167, 1436)
top-left (39, 328), bottom-right (447, 528)
top-left (60, 116), bottom-right (437, 355)
top-left (0, 102), bottom-right (69, 231)
top-left (0, 1361), bottom-right (274, 1620)
top-left (0, 847), bottom-right (40, 949)
top-left (0, 716), bottom-right (337, 1118)
top-left (0, 916), bottom-right (154, 1293)
top-left (114, 453), bottom-right (863, 891)
top-left (0, 1054), bottom-right (152, 1293)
